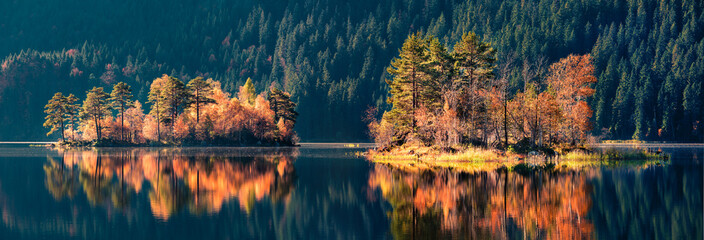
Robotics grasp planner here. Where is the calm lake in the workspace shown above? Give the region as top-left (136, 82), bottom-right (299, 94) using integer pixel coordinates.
top-left (0, 143), bottom-right (701, 239)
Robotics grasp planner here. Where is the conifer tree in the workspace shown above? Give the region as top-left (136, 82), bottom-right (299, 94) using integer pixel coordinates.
top-left (268, 87), bottom-right (298, 127)
top-left (683, 81), bottom-right (702, 140)
top-left (110, 82), bottom-right (133, 141)
top-left (65, 94), bottom-right (80, 140)
top-left (186, 77), bottom-right (215, 123)
top-left (44, 93), bottom-right (69, 141)
top-left (423, 36), bottom-right (453, 111)
top-left (80, 87), bottom-right (111, 140)
top-left (163, 75), bottom-right (187, 138)
top-left (385, 32), bottom-right (429, 141)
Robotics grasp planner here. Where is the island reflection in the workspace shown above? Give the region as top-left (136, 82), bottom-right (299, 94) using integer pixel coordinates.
top-left (368, 163), bottom-right (595, 239)
top-left (44, 148), bottom-right (296, 220)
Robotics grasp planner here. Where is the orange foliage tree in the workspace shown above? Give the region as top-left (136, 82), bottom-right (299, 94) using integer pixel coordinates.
top-left (123, 100), bottom-right (146, 143)
top-left (546, 54), bottom-right (597, 143)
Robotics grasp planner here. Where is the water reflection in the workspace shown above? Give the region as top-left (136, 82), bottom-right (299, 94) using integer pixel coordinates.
top-left (0, 145), bottom-right (699, 239)
top-left (45, 148), bottom-right (296, 220)
top-left (368, 164), bottom-right (596, 239)
top-left (368, 147), bottom-right (703, 240)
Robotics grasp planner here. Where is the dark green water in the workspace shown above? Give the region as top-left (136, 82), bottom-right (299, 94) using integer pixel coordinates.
top-left (0, 144), bottom-right (701, 239)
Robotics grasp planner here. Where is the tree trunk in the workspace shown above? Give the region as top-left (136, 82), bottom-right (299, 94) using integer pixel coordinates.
top-left (535, 99), bottom-right (539, 146)
top-left (60, 120), bottom-right (65, 142)
top-left (411, 66), bottom-right (416, 136)
top-left (70, 115), bottom-right (75, 141)
top-left (156, 102), bottom-right (160, 142)
top-left (94, 115), bottom-right (100, 140)
top-left (503, 93), bottom-right (508, 147)
top-left (121, 103), bottom-right (125, 141)
top-left (195, 90), bottom-right (200, 123)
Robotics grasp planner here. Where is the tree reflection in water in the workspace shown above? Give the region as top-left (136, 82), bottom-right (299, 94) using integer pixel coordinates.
top-left (43, 156), bottom-right (77, 201)
top-left (368, 164), bottom-right (595, 239)
top-left (44, 148), bottom-right (296, 220)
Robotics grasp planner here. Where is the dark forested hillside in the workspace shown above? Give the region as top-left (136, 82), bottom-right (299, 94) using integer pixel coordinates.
top-left (1, 0), bottom-right (702, 141)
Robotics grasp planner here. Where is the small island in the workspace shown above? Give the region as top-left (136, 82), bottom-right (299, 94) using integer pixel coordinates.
top-left (44, 75), bottom-right (298, 147)
top-left (365, 32), bottom-right (666, 168)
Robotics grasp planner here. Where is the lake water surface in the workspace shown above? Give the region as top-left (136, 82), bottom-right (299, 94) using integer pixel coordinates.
top-left (0, 143), bottom-right (701, 239)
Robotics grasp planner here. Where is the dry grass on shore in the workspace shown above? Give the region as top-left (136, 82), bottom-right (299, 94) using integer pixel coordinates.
top-left (365, 143), bottom-right (669, 173)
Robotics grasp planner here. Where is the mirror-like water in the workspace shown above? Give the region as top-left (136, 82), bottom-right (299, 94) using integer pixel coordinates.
top-left (0, 144), bottom-right (701, 239)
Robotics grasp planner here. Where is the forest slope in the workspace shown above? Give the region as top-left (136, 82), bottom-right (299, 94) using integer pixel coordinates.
top-left (1, 0), bottom-right (702, 141)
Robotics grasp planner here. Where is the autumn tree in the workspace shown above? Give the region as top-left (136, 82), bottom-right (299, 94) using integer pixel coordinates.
top-left (517, 86), bottom-right (561, 146)
top-left (110, 82), bottom-right (133, 141)
top-left (80, 87), bottom-right (111, 140)
top-left (546, 54), bottom-right (597, 143)
top-left (186, 77), bottom-right (215, 124)
top-left (365, 107), bottom-right (393, 148)
top-left (520, 56), bottom-right (548, 146)
top-left (148, 75), bottom-right (169, 141)
top-left (124, 100), bottom-right (145, 142)
top-left (239, 77), bottom-right (256, 105)
top-left (494, 52), bottom-right (517, 147)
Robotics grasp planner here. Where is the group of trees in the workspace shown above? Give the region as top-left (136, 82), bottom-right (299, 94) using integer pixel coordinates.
top-left (44, 76), bottom-right (298, 145)
top-left (370, 32), bottom-right (597, 149)
top-left (2, 0), bottom-right (703, 142)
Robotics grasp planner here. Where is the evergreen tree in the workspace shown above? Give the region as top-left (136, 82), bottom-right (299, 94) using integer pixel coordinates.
top-left (44, 93), bottom-right (69, 141)
top-left (110, 82), bottom-right (133, 141)
top-left (683, 81), bottom-right (702, 140)
top-left (65, 94), bottom-right (80, 141)
top-left (385, 32), bottom-right (429, 141)
top-left (268, 87), bottom-right (298, 127)
top-left (186, 77), bottom-right (215, 123)
top-left (423, 36), bottom-right (453, 111)
top-left (80, 87), bottom-right (111, 140)
top-left (163, 75), bottom-right (188, 138)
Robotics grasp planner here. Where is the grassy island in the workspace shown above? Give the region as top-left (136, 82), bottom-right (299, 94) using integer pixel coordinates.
top-left (45, 76), bottom-right (299, 148)
top-left (365, 32), bottom-right (669, 171)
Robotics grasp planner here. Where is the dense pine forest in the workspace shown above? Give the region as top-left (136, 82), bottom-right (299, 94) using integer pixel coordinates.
top-left (1, 0), bottom-right (702, 142)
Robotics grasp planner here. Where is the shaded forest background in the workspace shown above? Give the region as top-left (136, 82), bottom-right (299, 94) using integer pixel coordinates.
top-left (0, 0), bottom-right (702, 141)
